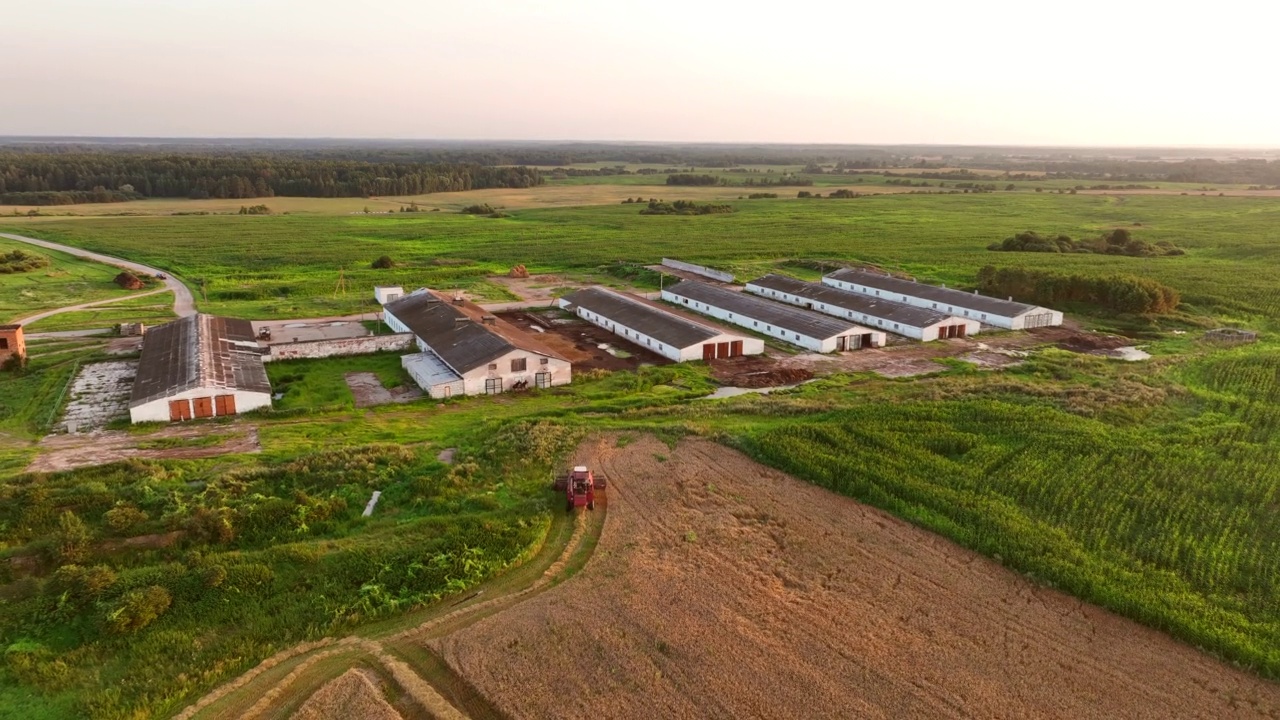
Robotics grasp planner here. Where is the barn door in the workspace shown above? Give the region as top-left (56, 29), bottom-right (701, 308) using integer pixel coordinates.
top-left (863, 334), bottom-right (874, 348)
top-left (193, 397), bottom-right (214, 418)
top-left (169, 400), bottom-right (191, 422)
top-left (214, 395), bottom-right (236, 415)
top-left (956, 325), bottom-right (967, 338)
top-left (702, 344), bottom-right (715, 361)
top-left (535, 371), bottom-right (552, 388)
top-left (836, 336), bottom-right (846, 351)
top-left (730, 340), bottom-right (743, 357)
top-left (485, 378), bottom-right (503, 394)
top-left (717, 342), bottom-right (730, 358)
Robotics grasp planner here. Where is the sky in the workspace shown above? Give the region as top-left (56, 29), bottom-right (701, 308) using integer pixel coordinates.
top-left (5, 0), bottom-right (1279, 146)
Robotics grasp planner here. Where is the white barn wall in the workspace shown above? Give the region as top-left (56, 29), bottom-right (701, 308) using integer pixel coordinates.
top-left (130, 387), bottom-right (271, 424)
top-left (820, 276), bottom-right (1060, 330)
top-left (745, 282), bottom-right (977, 342)
top-left (662, 289), bottom-right (829, 352)
top-left (557, 298), bottom-right (763, 361)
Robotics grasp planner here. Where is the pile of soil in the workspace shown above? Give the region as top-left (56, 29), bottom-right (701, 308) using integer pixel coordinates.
top-left (724, 366), bottom-right (813, 388)
top-left (1056, 332), bottom-right (1132, 353)
top-left (291, 669), bottom-right (401, 720)
top-left (507, 264), bottom-right (529, 278)
top-left (114, 271), bottom-right (143, 290)
top-left (436, 435), bottom-right (1280, 719)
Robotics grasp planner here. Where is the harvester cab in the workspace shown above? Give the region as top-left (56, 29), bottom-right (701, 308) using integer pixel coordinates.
top-left (553, 465), bottom-right (607, 512)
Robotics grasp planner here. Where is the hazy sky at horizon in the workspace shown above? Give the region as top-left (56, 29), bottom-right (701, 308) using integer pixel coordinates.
top-left (6, 0), bottom-right (1278, 146)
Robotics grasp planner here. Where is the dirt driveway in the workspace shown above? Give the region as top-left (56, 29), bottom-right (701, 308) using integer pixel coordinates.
top-left (435, 435), bottom-right (1280, 720)
top-left (26, 423), bottom-right (261, 473)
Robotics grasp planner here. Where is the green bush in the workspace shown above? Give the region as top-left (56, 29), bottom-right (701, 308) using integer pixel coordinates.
top-left (105, 586), bottom-right (172, 634)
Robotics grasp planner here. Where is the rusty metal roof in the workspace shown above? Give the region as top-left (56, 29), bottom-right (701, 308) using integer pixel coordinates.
top-left (129, 314), bottom-right (270, 408)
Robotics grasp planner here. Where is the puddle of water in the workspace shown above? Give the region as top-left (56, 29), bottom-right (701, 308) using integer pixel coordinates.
top-left (596, 343), bottom-right (631, 358)
top-left (1108, 346), bottom-right (1151, 361)
top-left (284, 323), bottom-right (309, 328)
top-left (703, 381), bottom-right (809, 400)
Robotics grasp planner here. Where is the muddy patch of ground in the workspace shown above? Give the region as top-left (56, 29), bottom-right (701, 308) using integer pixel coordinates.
top-left (708, 355), bottom-right (813, 387)
top-left (26, 423), bottom-right (261, 473)
top-left (59, 360), bottom-right (137, 433)
top-left (345, 372), bottom-right (423, 408)
top-left (291, 668), bottom-right (402, 720)
top-left (498, 310), bottom-right (671, 372)
top-left (487, 274), bottom-right (582, 302)
top-left (436, 435), bottom-right (1280, 720)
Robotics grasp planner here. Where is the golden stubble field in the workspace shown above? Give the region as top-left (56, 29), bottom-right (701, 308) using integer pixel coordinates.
top-left (433, 435), bottom-right (1280, 720)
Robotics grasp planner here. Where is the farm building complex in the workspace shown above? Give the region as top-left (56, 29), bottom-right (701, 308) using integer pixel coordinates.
top-left (746, 274), bottom-right (979, 341)
top-left (129, 314), bottom-right (272, 423)
top-left (558, 286), bottom-right (763, 361)
top-left (824, 268), bottom-right (1063, 330)
top-left (384, 289), bottom-right (571, 397)
top-left (663, 280), bottom-right (885, 352)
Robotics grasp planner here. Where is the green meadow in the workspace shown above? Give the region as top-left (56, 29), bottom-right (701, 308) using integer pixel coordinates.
top-left (3, 189), bottom-right (1280, 718)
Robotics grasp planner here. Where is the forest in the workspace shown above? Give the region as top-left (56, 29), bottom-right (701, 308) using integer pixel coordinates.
top-left (0, 150), bottom-right (544, 203)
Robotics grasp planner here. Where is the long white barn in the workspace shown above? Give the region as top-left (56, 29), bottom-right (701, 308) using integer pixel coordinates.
top-left (823, 268), bottom-right (1063, 330)
top-left (558, 286), bottom-right (763, 362)
top-left (662, 280), bottom-right (884, 352)
top-left (745, 274), bottom-right (979, 341)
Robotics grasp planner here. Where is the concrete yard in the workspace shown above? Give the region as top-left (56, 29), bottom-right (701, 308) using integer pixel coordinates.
top-left (252, 318), bottom-right (375, 344)
top-left (60, 360), bottom-right (137, 433)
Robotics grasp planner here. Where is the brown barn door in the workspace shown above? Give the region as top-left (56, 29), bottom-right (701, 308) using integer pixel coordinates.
top-left (730, 340), bottom-right (743, 357)
top-left (863, 333), bottom-right (874, 348)
top-left (169, 400), bottom-right (191, 421)
top-left (214, 394), bottom-right (236, 415)
top-left (717, 342), bottom-right (730, 358)
top-left (193, 397), bottom-right (214, 418)
top-left (957, 325), bottom-right (967, 338)
top-left (703, 343), bottom-right (715, 361)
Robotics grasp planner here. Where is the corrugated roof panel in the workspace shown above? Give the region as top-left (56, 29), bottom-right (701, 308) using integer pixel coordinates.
top-left (748, 274), bottom-right (957, 327)
top-left (826, 268), bottom-right (1035, 317)
top-left (559, 287), bottom-right (721, 349)
top-left (665, 280), bottom-right (867, 340)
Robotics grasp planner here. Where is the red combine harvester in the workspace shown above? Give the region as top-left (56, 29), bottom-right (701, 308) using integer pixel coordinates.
top-left (552, 465), bottom-right (607, 512)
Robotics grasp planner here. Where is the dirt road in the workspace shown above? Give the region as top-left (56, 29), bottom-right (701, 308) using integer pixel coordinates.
top-left (0, 231), bottom-right (197, 318)
top-left (436, 435), bottom-right (1280, 720)
top-left (15, 287), bottom-right (171, 327)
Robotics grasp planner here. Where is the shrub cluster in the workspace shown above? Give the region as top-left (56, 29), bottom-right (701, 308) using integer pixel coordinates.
top-left (990, 229), bottom-right (1184, 257)
top-left (0, 249), bottom-right (50, 274)
top-left (976, 265), bottom-right (1180, 314)
top-left (638, 200), bottom-right (733, 216)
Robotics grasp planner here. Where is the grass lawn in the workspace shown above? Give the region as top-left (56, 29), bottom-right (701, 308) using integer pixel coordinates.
top-left (24, 291), bottom-right (176, 333)
top-left (0, 237), bottom-right (139, 323)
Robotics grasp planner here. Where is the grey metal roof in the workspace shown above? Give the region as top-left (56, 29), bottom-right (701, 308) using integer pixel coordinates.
top-left (747, 274), bottom-right (957, 328)
top-left (130, 314), bottom-right (271, 408)
top-left (665, 280), bottom-right (866, 340)
top-left (560, 287), bottom-right (721, 349)
top-left (402, 351), bottom-right (463, 386)
top-left (825, 268), bottom-right (1036, 318)
top-left (384, 292), bottom-right (515, 374)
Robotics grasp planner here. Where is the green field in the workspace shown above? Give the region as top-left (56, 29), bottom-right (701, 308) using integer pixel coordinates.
top-left (0, 238), bottom-right (139, 323)
top-left (4, 193), bottom-right (1278, 326)
top-left (23, 292), bottom-right (177, 333)
top-left (3, 187), bottom-right (1280, 718)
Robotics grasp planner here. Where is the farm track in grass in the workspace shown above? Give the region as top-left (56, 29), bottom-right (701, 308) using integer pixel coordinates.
top-left (181, 494), bottom-right (605, 720)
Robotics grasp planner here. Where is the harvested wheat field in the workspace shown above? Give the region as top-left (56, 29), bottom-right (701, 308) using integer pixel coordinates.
top-left (290, 669), bottom-right (401, 720)
top-left (434, 435), bottom-right (1280, 720)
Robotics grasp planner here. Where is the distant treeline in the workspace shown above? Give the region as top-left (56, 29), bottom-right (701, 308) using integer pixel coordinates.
top-left (977, 266), bottom-right (1180, 314)
top-left (665, 173), bottom-right (813, 187)
top-left (990, 229), bottom-right (1184, 257)
top-left (0, 150), bottom-right (544, 203)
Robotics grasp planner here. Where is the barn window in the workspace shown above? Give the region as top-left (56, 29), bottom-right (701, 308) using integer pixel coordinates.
top-left (964, 310), bottom-right (970, 316)
top-left (511, 358), bottom-right (527, 372)
top-left (683, 299), bottom-right (688, 304)
top-left (540, 357), bottom-right (549, 365)
top-left (753, 321), bottom-right (758, 327)
top-left (0, 338), bottom-right (7, 350)
top-left (893, 323), bottom-right (899, 329)
top-left (981, 314), bottom-right (987, 320)
top-left (488, 363), bottom-right (497, 370)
